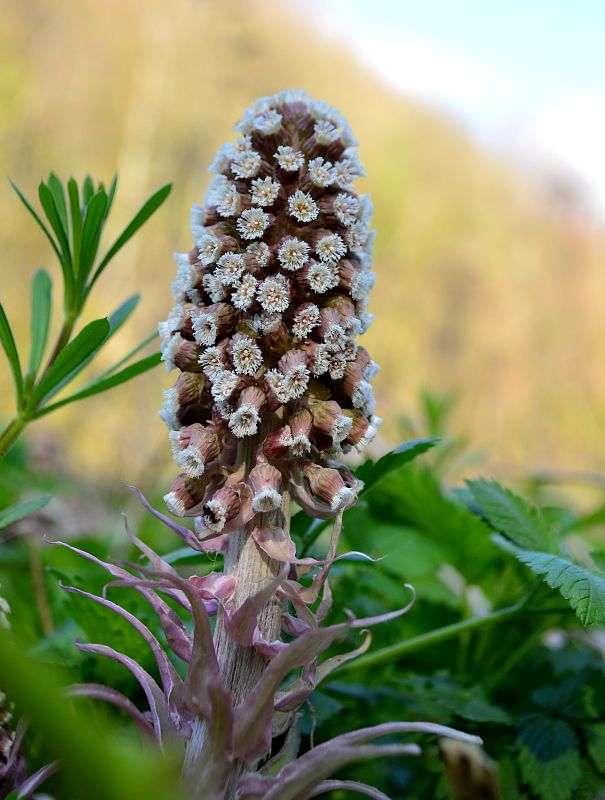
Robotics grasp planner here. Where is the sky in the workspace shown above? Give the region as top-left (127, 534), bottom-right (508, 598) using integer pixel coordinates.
top-left (302, 0), bottom-right (605, 217)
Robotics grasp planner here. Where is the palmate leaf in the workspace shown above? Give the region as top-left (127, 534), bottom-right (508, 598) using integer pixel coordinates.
top-left (0, 495), bottom-right (50, 530)
top-left (9, 178), bottom-right (62, 263)
top-left (494, 535), bottom-right (605, 626)
top-left (467, 479), bottom-right (560, 554)
top-left (78, 189), bottom-right (108, 286)
top-left (29, 268), bottom-right (53, 374)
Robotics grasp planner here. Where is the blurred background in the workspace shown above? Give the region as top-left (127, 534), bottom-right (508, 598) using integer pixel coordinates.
top-left (1, 0), bottom-right (604, 497)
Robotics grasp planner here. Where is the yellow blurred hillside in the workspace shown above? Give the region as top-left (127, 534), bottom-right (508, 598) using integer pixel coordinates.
top-left (0, 0), bottom-right (604, 486)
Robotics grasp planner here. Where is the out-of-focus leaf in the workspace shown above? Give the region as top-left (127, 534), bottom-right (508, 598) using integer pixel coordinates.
top-left (90, 184), bottom-right (172, 288)
top-left (0, 627), bottom-right (181, 800)
top-left (82, 175), bottom-right (95, 204)
top-left (356, 437), bottom-right (440, 490)
top-left (468, 479), bottom-right (560, 554)
top-left (29, 268), bottom-right (52, 374)
top-left (517, 714), bottom-right (581, 800)
top-left (494, 536), bottom-right (605, 626)
top-left (0, 495), bottom-right (50, 530)
top-left (36, 351), bottom-right (161, 416)
top-left (31, 318), bottom-right (110, 406)
top-left (0, 300), bottom-right (23, 402)
top-left (586, 724), bottom-right (605, 773)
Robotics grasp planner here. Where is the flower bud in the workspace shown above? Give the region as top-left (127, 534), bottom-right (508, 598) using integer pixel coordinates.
top-left (249, 459), bottom-right (283, 513)
top-left (169, 424), bottom-right (220, 477)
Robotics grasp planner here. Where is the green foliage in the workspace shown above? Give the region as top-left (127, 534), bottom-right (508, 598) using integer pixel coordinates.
top-left (0, 173), bottom-right (170, 459)
top-left (0, 495), bottom-right (50, 530)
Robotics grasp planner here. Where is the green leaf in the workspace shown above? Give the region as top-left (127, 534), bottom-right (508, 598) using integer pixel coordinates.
top-left (107, 293), bottom-right (140, 335)
top-left (38, 182), bottom-right (72, 274)
top-left (67, 178), bottom-right (83, 269)
top-left (468, 479), bottom-right (560, 554)
top-left (494, 536), bottom-right (605, 626)
top-left (0, 495), bottom-right (50, 530)
top-left (82, 175), bottom-right (95, 204)
top-left (35, 352), bottom-right (161, 416)
top-left (78, 189), bottom-right (108, 286)
top-left (29, 269), bottom-right (53, 374)
top-left (0, 301), bottom-right (23, 403)
top-left (31, 318), bottom-right (110, 407)
top-left (355, 437), bottom-right (440, 490)
top-left (105, 174), bottom-right (118, 217)
top-left (9, 179), bottom-right (62, 263)
top-left (47, 173), bottom-right (68, 234)
top-left (90, 184), bottom-right (172, 288)
top-left (517, 714), bottom-right (581, 800)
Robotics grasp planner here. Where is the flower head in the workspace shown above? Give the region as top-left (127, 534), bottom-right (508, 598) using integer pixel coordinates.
top-left (161, 90), bottom-right (380, 524)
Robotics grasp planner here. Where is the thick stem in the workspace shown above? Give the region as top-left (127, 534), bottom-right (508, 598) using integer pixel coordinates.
top-left (183, 436), bottom-right (288, 797)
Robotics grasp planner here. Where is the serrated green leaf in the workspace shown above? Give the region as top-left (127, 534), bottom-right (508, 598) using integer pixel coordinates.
top-left (78, 190), bottom-right (108, 287)
top-left (89, 184), bottom-right (172, 289)
top-left (0, 495), bottom-right (50, 530)
top-left (494, 536), bottom-right (605, 626)
top-left (0, 300), bottom-right (23, 403)
top-left (468, 479), bottom-right (560, 554)
top-left (107, 293), bottom-right (140, 334)
top-left (29, 268), bottom-right (53, 374)
top-left (517, 714), bottom-right (581, 800)
top-left (9, 179), bottom-right (62, 263)
top-left (36, 352), bottom-right (161, 416)
top-left (31, 318), bottom-right (110, 407)
top-left (356, 437), bottom-right (440, 490)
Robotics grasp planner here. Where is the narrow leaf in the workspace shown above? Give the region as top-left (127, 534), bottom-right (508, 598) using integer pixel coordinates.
top-left (29, 268), bottom-right (53, 374)
top-left (78, 189), bottom-right (108, 286)
top-left (9, 179), bottom-right (61, 263)
top-left (35, 352), bottom-right (161, 416)
top-left (105, 174), bottom-right (118, 216)
top-left (91, 184), bottom-right (172, 286)
top-left (107, 293), bottom-right (140, 334)
top-left (38, 182), bottom-right (72, 273)
top-left (31, 318), bottom-right (110, 407)
top-left (0, 301), bottom-right (23, 402)
top-left (0, 495), bottom-right (50, 530)
top-left (67, 177), bottom-right (83, 273)
top-left (468, 479), bottom-right (560, 554)
top-left (82, 175), bottom-right (95, 204)
top-left (47, 173), bottom-right (68, 233)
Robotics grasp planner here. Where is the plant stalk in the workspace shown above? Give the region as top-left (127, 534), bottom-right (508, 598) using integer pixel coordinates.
top-left (339, 601), bottom-right (528, 674)
top-left (183, 435), bottom-right (286, 797)
top-left (0, 417), bottom-right (26, 459)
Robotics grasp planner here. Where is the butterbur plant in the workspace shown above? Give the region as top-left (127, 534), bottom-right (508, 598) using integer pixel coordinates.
top-left (56, 91), bottom-right (481, 800)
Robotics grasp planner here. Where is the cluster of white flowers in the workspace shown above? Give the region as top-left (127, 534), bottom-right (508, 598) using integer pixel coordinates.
top-left (160, 90), bottom-right (381, 525)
